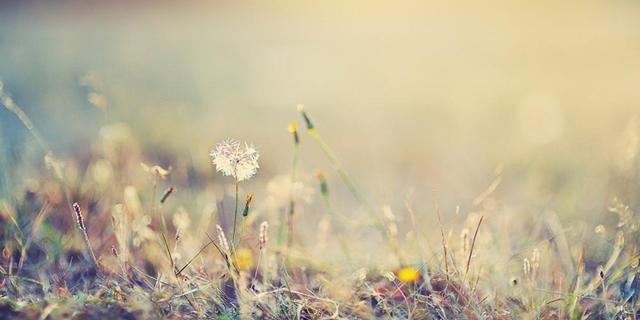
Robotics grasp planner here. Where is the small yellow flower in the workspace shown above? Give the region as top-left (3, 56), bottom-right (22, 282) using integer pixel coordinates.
top-left (288, 122), bottom-right (297, 133)
top-left (396, 267), bottom-right (420, 283)
top-left (235, 248), bottom-right (253, 271)
top-left (288, 122), bottom-right (299, 144)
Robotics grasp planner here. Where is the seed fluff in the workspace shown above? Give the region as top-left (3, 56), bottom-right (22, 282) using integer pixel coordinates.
top-left (210, 138), bottom-right (260, 181)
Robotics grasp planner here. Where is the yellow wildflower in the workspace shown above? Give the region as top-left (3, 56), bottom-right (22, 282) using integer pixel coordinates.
top-left (396, 267), bottom-right (420, 283)
top-left (235, 248), bottom-right (253, 271)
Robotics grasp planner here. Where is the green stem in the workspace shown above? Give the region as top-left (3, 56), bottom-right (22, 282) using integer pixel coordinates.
top-left (319, 191), bottom-right (353, 266)
top-left (308, 130), bottom-right (387, 238)
top-left (232, 178), bottom-right (239, 247)
top-left (286, 143), bottom-right (300, 248)
top-left (307, 128), bottom-right (404, 263)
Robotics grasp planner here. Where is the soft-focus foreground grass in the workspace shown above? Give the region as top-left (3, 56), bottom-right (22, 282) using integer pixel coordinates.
top-left (0, 81), bottom-right (639, 319)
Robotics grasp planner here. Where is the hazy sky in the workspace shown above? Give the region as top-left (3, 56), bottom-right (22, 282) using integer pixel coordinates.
top-left (1, 0), bottom-right (639, 220)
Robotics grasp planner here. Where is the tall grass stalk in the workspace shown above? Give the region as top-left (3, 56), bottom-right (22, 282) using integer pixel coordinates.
top-left (0, 83), bottom-right (50, 155)
top-left (287, 122), bottom-right (300, 248)
top-left (0, 83), bottom-right (74, 214)
top-left (297, 105), bottom-right (395, 250)
top-left (434, 198), bottom-right (450, 280)
top-left (317, 172), bottom-right (354, 265)
top-left (463, 215), bottom-right (484, 283)
top-left (17, 202), bottom-right (51, 274)
top-left (111, 246), bottom-right (128, 281)
top-left (72, 203), bottom-right (100, 269)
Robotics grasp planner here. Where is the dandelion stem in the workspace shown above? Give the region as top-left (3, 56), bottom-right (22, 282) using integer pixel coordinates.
top-left (232, 178), bottom-right (239, 247)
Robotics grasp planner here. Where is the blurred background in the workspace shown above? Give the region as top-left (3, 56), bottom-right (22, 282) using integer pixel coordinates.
top-left (1, 0), bottom-right (640, 266)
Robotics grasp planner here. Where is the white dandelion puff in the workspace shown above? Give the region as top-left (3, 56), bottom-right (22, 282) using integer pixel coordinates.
top-left (210, 138), bottom-right (260, 181)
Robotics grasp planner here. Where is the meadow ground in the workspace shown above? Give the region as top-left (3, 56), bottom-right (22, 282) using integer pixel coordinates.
top-left (0, 86), bottom-right (639, 319)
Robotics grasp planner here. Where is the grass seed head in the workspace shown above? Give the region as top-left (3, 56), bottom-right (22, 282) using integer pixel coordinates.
top-left (297, 104), bottom-right (315, 130)
top-left (72, 202), bottom-right (86, 231)
top-left (259, 221), bottom-right (269, 250)
top-left (160, 186), bottom-right (176, 204)
top-left (216, 224), bottom-right (230, 255)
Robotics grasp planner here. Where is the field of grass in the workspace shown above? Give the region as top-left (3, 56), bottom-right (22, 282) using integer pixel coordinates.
top-left (1, 80), bottom-right (639, 319)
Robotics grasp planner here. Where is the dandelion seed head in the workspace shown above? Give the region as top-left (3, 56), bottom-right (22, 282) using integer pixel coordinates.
top-left (210, 139), bottom-right (260, 181)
